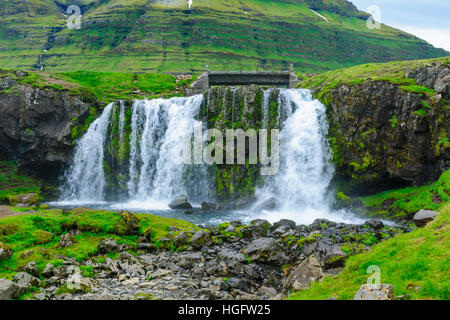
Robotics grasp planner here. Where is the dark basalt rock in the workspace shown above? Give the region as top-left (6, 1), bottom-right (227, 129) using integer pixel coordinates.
top-left (168, 195), bottom-right (193, 210)
top-left (0, 76), bottom-right (95, 181)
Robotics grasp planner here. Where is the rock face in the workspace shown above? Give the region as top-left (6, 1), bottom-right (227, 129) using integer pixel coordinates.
top-left (353, 284), bottom-right (394, 300)
top-left (413, 210), bottom-right (439, 227)
top-left (322, 61), bottom-right (449, 191)
top-left (0, 72), bottom-right (95, 180)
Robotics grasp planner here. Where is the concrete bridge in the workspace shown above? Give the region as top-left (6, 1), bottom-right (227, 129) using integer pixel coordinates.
top-left (187, 64), bottom-right (300, 95)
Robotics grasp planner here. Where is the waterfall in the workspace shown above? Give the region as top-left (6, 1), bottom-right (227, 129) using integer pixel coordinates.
top-left (61, 103), bottom-right (114, 202)
top-left (60, 96), bottom-right (207, 205)
top-left (254, 89), bottom-right (339, 224)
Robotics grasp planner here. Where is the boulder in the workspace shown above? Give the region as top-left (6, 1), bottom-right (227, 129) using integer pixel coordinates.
top-left (201, 202), bottom-right (219, 211)
top-left (41, 263), bottom-right (55, 278)
top-left (284, 255), bottom-right (324, 291)
top-left (364, 219), bottom-right (384, 230)
top-left (8, 193), bottom-right (38, 207)
top-left (315, 239), bottom-right (348, 269)
top-left (272, 219), bottom-right (296, 230)
top-left (254, 198), bottom-right (279, 211)
top-left (353, 284), bottom-right (394, 300)
top-left (13, 272), bottom-right (41, 291)
top-left (0, 279), bottom-right (19, 300)
top-left (98, 238), bottom-right (118, 253)
top-left (137, 243), bottom-right (157, 252)
top-left (413, 210), bottom-right (439, 227)
top-left (118, 210), bottom-right (140, 235)
top-left (243, 238), bottom-right (289, 265)
top-left (168, 195), bottom-right (193, 210)
top-left (242, 219), bottom-right (271, 239)
top-left (190, 230), bottom-right (211, 249)
top-left (58, 233), bottom-right (77, 248)
top-left (23, 261), bottom-right (39, 277)
top-left (173, 231), bottom-right (189, 246)
top-left (0, 243), bottom-right (13, 261)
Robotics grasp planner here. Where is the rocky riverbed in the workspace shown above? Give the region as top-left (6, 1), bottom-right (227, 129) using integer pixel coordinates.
top-left (0, 213), bottom-right (410, 300)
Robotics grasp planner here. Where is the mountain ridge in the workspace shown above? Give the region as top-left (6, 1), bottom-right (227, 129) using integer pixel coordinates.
top-left (0, 0), bottom-right (448, 73)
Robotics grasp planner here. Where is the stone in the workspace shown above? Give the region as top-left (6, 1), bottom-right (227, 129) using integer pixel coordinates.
top-left (137, 243), bottom-right (157, 252)
top-left (316, 241), bottom-right (348, 269)
top-left (118, 210), bottom-right (140, 235)
top-left (258, 286), bottom-right (278, 296)
top-left (173, 231), bottom-right (189, 246)
top-left (353, 284), bottom-right (394, 300)
top-left (0, 279), bottom-right (19, 300)
top-left (98, 238), bottom-right (118, 253)
top-left (224, 225), bottom-right (236, 233)
top-left (272, 219), bottom-right (296, 230)
top-left (8, 193), bottom-right (38, 207)
top-left (190, 230), bottom-right (211, 249)
top-left (243, 238), bottom-right (289, 265)
top-left (13, 272), bottom-right (41, 291)
top-left (42, 263), bottom-right (55, 278)
top-left (58, 233), bottom-right (77, 248)
top-left (242, 219), bottom-right (271, 239)
top-left (0, 243), bottom-right (13, 261)
top-left (413, 210), bottom-right (439, 227)
top-left (254, 198), bottom-right (279, 211)
top-left (364, 219), bottom-right (384, 230)
top-left (201, 202), bottom-right (218, 211)
top-left (24, 261), bottom-right (39, 277)
top-left (168, 195), bottom-right (193, 210)
top-left (284, 255), bottom-right (324, 291)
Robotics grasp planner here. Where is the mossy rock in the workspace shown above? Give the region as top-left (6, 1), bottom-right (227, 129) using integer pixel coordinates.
top-left (0, 242), bottom-right (13, 261)
top-left (8, 193), bottom-right (38, 207)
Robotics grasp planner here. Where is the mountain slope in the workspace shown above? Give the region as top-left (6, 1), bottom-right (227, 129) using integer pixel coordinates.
top-left (0, 0), bottom-right (448, 73)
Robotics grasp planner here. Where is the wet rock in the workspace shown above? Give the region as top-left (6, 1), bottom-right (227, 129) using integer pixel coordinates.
top-left (98, 238), bottom-right (118, 253)
top-left (353, 284), bottom-right (394, 300)
top-left (272, 219), bottom-right (296, 230)
top-left (364, 219), bottom-right (384, 230)
top-left (284, 255), bottom-right (324, 291)
top-left (413, 210), bottom-right (439, 227)
top-left (0, 279), bottom-right (19, 300)
top-left (244, 238), bottom-right (289, 265)
top-left (0, 243), bottom-right (13, 261)
top-left (169, 195), bottom-right (193, 210)
top-left (254, 198), bottom-right (279, 211)
top-left (190, 230), bottom-right (211, 249)
top-left (201, 202), bottom-right (218, 211)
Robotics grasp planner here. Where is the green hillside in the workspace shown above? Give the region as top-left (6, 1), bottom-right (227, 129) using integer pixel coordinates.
top-left (0, 0), bottom-right (447, 73)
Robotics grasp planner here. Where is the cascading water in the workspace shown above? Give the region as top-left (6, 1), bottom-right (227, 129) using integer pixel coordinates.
top-left (61, 103), bottom-right (114, 202)
top-left (57, 88), bottom-right (361, 225)
top-left (60, 96), bottom-right (209, 207)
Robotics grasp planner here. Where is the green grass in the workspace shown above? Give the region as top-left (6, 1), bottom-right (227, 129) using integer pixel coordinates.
top-left (0, 161), bottom-right (41, 204)
top-left (0, 208), bottom-right (199, 280)
top-left (0, 0), bottom-right (446, 73)
top-left (299, 57), bottom-right (450, 104)
top-left (357, 169), bottom-right (450, 219)
top-left (288, 203), bottom-right (450, 300)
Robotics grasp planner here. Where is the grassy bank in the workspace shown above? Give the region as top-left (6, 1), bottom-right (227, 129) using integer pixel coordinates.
top-left (0, 161), bottom-right (41, 204)
top-left (0, 208), bottom-right (199, 281)
top-left (288, 203), bottom-right (450, 300)
top-left (354, 169), bottom-right (450, 220)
